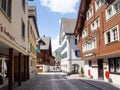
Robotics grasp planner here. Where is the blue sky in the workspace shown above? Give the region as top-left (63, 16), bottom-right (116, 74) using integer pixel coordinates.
top-left (28, 0), bottom-right (80, 52)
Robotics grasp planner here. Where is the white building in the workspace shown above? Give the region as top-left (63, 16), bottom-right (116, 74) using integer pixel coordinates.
top-left (59, 18), bottom-right (84, 74)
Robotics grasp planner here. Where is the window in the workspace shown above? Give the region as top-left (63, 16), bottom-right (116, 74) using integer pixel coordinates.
top-left (106, 0), bottom-right (120, 20)
top-left (22, 0), bottom-right (25, 12)
top-left (106, 31), bottom-right (111, 43)
top-left (113, 0), bottom-right (120, 13)
top-left (104, 25), bottom-right (119, 44)
top-left (91, 17), bottom-right (100, 31)
top-left (112, 27), bottom-right (118, 41)
top-left (1, 0), bottom-right (6, 12)
top-left (62, 34), bottom-right (65, 42)
top-left (75, 39), bottom-right (77, 45)
top-left (22, 20), bottom-right (25, 39)
top-left (77, 34), bottom-right (80, 42)
top-left (108, 58), bottom-right (120, 73)
top-left (82, 28), bottom-right (88, 38)
top-left (0, 0), bottom-right (12, 18)
top-left (88, 60), bottom-right (92, 67)
top-left (95, 0), bottom-right (106, 11)
top-left (37, 58), bottom-right (42, 63)
top-left (82, 38), bottom-right (96, 52)
top-left (106, 6), bottom-right (113, 20)
top-left (86, 6), bottom-right (93, 20)
top-left (61, 41), bottom-right (67, 52)
top-left (61, 52), bottom-right (67, 59)
top-left (75, 50), bottom-right (80, 57)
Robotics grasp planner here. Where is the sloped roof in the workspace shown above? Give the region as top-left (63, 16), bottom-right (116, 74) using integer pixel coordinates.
top-left (61, 18), bottom-right (76, 34)
top-left (59, 18), bottom-right (76, 44)
top-left (37, 36), bottom-right (51, 50)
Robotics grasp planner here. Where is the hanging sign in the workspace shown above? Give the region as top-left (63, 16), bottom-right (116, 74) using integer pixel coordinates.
top-left (105, 71), bottom-right (110, 79)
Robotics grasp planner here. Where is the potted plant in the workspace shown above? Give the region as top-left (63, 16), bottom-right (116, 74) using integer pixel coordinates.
top-left (80, 67), bottom-right (84, 77)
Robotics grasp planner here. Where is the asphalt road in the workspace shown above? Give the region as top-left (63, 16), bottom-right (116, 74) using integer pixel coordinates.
top-left (14, 73), bottom-right (120, 90)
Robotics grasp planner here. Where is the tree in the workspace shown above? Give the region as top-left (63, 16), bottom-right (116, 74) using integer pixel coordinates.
top-left (80, 67), bottom-right (84, 77)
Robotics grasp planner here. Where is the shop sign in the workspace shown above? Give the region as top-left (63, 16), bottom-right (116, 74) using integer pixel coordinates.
top-left (0, 23), bottom-right (26, 50)
top-left (85, 35), bottom-right (93, 44)
top-left (105, 71), bottom-right (110, 79)
top-left (85, 53), bottom-right (95, 57)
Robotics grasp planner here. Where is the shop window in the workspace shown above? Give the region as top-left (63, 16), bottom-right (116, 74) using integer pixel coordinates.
top-left (108, 58), bottom-right (120, 74)
top-left (116, 58), bottom-right (120, 73)
top-left (0, 59), bottom-right (8, 85)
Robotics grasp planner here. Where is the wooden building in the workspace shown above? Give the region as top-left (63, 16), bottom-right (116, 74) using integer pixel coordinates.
top-left (37, 36), bottom-right (53, 72)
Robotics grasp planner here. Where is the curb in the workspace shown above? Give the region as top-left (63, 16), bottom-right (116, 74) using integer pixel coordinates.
top-left (79, 79), bottom-right (103, 90)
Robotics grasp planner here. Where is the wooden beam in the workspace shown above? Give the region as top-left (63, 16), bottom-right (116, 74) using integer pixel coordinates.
top-left (8, 48), bottom-right (13, 90)
top-left (18, 53), bottom-right (22, 86)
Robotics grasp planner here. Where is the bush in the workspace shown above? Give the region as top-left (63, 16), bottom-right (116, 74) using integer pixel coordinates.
top-left (80, 67), bottom-right (84, 74)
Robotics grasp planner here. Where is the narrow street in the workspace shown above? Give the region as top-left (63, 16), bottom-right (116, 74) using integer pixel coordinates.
top-left (13, 72), bottom-right (120, 90)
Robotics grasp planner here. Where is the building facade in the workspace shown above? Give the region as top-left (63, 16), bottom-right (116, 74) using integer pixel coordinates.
top-left (37, 36), bottom-right (52, 72)
top-left (28, 6), bottom-right (39, 78)
top-left (0, 0), bottom-right (35, 90)
top-left (60, 18), bottom-right (84, 74)
top-left (75, 0), bottom-right (120, 85)
top-left (54, 48), bottom-right (61, 69)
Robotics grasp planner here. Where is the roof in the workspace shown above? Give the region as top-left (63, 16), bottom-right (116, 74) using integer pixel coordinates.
top-left (59, 18), bottom-right (76, 43)
top-left (28, 6), bottom-right (36, 11)
top-left (28, 6), bottom-right (40, 38)
top-left (37, 36), bottom-right (51, 50)
top-left (61, 18), bottom-right (76, 34)
top-left (74, 0), bottom-right (91, 36)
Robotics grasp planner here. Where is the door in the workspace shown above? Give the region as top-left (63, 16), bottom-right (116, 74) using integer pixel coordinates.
top-left (71, 64), bottom-right (79, 74)
top-left (98, 59), bottom-right (104, 79)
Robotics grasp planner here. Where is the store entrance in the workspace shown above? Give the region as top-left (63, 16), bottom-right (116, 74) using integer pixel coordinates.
top-left (98, 59), bottom-right (104, 79)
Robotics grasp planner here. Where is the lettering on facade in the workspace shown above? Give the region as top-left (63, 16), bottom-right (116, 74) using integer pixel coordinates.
top-left (0, 23), bottom-right (26, 50)
top-left (85, 52), bottom-right (95, 57)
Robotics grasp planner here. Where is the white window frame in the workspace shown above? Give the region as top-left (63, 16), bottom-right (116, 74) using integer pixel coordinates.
top-left (82, 38), bottom-right (96, 52)
top-left (86, 6), bottom-right (93, 20)
top-left (106, 0), bottom-right (120, 20)
top-left (95, 0), bottom-right (105, 11)
top-left (104, 25), bottom-right (119, 44)
top-left (91, 17), bottom-right (100, 31)
top-left (82, 28), bottom-right (88, 38)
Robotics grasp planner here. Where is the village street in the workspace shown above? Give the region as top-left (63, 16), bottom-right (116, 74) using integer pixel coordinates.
top-left (10, 72), bottom-right (120, 90)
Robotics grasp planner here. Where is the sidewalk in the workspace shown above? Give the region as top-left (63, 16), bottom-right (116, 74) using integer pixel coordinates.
top-left (65, 74), bottom-right (120, 89)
